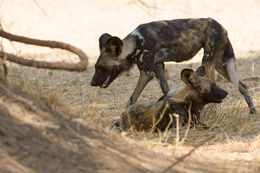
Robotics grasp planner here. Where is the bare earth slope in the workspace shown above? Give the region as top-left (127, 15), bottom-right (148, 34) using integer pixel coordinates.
top-left (0, 83), bottom-right (156, 173)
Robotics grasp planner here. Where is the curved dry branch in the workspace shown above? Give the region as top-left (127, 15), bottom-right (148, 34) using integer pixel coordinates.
top-left (0, 30), bottom-right (88, 71)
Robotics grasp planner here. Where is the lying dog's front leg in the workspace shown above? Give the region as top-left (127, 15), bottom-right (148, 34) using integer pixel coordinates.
top-left (127, 70), bottom-right (154, 107)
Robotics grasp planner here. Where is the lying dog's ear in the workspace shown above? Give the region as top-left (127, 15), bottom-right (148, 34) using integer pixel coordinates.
top-left (99, 33), bottom-right (112, 52)
top-left (181, 69), bottom-right (200, 88)
top-left (105, 36), bottom-right (123, 56)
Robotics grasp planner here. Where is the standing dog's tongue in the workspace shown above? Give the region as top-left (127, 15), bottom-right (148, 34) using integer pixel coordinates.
top-left (100, 75), bottom-right (110, 88)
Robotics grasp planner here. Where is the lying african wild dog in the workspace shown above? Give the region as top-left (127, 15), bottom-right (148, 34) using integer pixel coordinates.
top-left (91, 18), bottom-right (256, 114)
top-left (118, 69), bottom-right (228, 131)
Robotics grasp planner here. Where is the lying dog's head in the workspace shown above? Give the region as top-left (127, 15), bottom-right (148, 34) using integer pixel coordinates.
top-left (91, 33), bottom-right (136, 88)
top-left (179, 69), bottom-right (228, 104)
top-left (120, 68), bottom-right (228, 131)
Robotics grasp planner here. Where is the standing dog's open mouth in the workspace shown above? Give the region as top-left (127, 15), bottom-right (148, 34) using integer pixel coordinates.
top-left (100, 75), bottom-right (111, 88)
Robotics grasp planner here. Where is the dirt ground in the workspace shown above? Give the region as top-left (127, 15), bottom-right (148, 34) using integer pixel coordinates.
top-left (0, 83), bottom-right (166, 173)
top-left (0, 78), bottom-right (259, 173)
top-left (0, 0), bottom-right (260, 173)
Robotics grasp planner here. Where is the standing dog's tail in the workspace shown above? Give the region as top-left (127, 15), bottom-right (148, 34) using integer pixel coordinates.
top-left (225, 39), bottom-right (239, 87)
top-left (218, 38), bottom-right (256, 114)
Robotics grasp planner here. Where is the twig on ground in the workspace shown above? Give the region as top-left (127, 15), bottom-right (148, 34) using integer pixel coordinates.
top-left (172, 113), bottom-right (179, 147)
top-left (161, 131), bottom-right (218, 173)
top-left (180, 101), bottom-right (192, 145)
top-left (134, 0), bottom-right (156, 9)
top-left (0, 22), bottom-right (8, 83)
top-left (249, 86), bottom-right (260, 91)
top-left (32, 0), bottom-right (49, 17)
top-left (133, 0), bottom-right (188, 13)
top-left (151, 101), bottom-right (168, 132)
top-left (242, 76), bottom-right (260, 82)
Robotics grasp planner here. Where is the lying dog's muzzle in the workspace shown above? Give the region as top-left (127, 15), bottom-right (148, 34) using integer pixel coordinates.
top-left (216, 87), bottom-right (228, 100)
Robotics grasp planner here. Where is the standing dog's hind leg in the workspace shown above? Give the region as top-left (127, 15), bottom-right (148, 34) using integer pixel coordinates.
top-left (238, 81), bottom-right (256, 114)
top-left (227, 59), bottom-right (256, 113)
top-left (203, 61), bottom-right (216, 81)
top-left (202, 23), bottom-right (228, 81)
top-left (216, 58), bottom-right (256, 114)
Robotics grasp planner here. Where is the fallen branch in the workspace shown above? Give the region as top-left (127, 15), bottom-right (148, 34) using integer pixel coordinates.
top-left (134, 0), bottom-right (156, 9)
top-left (161, 132), bottom-right (218, 173)
top-left (133, 0), bottom-right (188, 13)
top-left (0, 30), bottom-right (88, 71)
top-left (242, 76), bottom-right (260, 82)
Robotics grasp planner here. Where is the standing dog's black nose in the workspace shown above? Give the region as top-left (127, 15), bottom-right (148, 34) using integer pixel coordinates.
top-left (90, 80), bottom-right (97, 86)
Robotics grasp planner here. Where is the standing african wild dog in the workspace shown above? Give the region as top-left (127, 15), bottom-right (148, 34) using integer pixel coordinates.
top-left (119, 69), bottom-right (228, 131)
top-left (91, 18), bottom-right (256, 114)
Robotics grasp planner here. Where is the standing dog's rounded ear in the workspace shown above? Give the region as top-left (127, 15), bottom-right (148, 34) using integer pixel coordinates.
top-left (105, 36), bottom-right (123, 56)
top-left (181, 69), bottom-right (200, 87)
top-left (99, 33), bottom-right (112, 52)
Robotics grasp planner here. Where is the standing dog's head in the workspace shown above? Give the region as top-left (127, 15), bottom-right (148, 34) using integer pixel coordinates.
top-left (91, 33), bottom-right (135, 88)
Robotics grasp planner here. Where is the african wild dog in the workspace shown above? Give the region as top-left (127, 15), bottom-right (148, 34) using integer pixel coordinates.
top-left (118, 68), bottom-right (228, 131)
top-left (91, 18), bottom-right (256, 114)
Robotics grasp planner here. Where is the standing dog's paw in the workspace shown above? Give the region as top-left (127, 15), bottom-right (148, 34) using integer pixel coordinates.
top-left (250, 107), bottom-right (257, 114)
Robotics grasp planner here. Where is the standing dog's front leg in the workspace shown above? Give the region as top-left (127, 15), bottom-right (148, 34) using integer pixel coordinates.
top-left (154, 63), bottom-right (169, 94)
top-left (127, 70), bottom-right (154, 107)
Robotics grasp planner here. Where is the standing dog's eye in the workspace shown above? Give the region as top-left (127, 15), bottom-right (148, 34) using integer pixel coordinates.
top-left (97, 65), bottom-right (106, 72)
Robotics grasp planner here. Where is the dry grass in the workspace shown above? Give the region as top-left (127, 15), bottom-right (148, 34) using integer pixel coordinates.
top-left (1, 0), bottom-right (260, 172)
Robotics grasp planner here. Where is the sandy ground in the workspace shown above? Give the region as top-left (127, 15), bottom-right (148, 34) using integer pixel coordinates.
top-left (0, 0), bottom-right (260, 173)
top-left (1, 0), bottom-right (260, 62)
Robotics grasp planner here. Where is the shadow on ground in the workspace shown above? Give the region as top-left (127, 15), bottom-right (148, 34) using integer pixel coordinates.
top-left (0, 83), bottom-right (154, 173)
